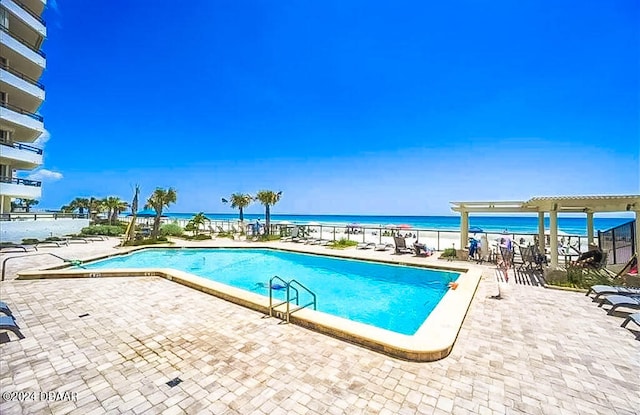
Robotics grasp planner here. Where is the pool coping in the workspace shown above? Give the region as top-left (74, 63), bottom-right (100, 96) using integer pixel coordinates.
top-left (16, 246), bottom-right (482, 362)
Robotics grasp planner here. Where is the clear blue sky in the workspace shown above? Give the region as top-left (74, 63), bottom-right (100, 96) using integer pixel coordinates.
top-left (28, 0), bottom-right (639, 215)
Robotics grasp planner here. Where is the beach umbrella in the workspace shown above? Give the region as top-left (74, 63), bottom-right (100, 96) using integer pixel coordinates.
top-left (384, 224), bottom-right (397, 229)
top-left (397, 224), bottom-right (412, 229)
top-left (469, 226), bottom-right (483, 234)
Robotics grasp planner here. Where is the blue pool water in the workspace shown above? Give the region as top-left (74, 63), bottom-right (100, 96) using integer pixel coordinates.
top-left (82, 249), bottom-right (459, 335)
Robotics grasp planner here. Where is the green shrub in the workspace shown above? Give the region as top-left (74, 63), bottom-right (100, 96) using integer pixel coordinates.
top-left (216, 231), bottom-right (234, 239)
top-left (441, 248), bottom-right (457, 258)
top-left (183, 234), bottom-right (212, 240)
top-left (122, 237), bottom-right (170, 246)
top-left (81, 225), bottom-right (125, 236)
top-left (329, 238), bottom-right (358, 249)
top-left (21, 238), bottom-right (40, 245)
top-left (160, 223), bottom-right (184, 237)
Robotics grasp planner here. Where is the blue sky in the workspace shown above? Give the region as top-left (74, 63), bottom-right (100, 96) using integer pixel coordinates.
top-left (28, 0), bottom-right (639, 215)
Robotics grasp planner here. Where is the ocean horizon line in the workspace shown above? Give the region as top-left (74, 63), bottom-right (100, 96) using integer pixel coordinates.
top-left (126, 212), bottom-right (634, 237)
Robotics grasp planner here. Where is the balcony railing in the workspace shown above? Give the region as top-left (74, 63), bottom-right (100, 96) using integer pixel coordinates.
top-left (10, 0), bottom-right (47, 26)
top-left (0, 101), bottom-right (44, 122)
top-left (0, 25), bottom-right (46, 58)
top-left (0, 62), bottom-right (45, 89)
top-left (0, 176), bottom-right (42, 186)
top-left (0, 139), bottom-right (43, 154)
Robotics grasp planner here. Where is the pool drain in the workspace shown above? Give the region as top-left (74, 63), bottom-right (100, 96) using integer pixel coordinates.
top-left (166, 377), bottom-right (182, 388)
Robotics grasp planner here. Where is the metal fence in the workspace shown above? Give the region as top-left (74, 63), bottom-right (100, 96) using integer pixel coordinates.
top-left (598, 220), bottom-right (635, 265)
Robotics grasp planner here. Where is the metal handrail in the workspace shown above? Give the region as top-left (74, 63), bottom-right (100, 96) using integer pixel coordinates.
top-left (0, 25), bottom-right (46, 58)
top-left (0, 139), bottom-right (43, 154)
top-left (10, 0), bottom-right (47, 26)
top-left (0, 176), bottom-right (42, 186)
top-left (268, 276), bottom-right (290, 318)
top-left (286, 279), bottom-right (317, 318)
top-left (0, 101), bottom-right (44, 121)
top-left (1, 252), bottom-right (75, 281)
top-left (267, 276), bottom-right (316, 323)
top-left (0, 62), bottom-right (45, 89)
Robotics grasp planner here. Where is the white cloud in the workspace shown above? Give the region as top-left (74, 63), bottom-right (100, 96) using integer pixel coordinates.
top-left (33, 129), bottom-right (51, 147)
top-left (26, 169), bottom-right (63, 181)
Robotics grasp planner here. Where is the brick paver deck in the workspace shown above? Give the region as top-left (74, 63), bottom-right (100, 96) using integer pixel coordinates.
top-left (1, 239), bottom-right (638, 414)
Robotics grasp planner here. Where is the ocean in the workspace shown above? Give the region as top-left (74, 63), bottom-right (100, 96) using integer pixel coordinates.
top-left (147, 213), bottom-right (633, 236)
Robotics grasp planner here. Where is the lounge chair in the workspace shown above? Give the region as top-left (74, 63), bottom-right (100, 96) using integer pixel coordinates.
top-left (0, 301), bottom-right (13, 318)
top-left (599, 294), bottom-right (640, 315)
top-left (356, 242), bottom-right (376, 249)
top-left (0, 244), bottom-right (38, 253)
top-left (621, 313), bottom-right (640, 339)
top-left (374, 243), bottom-right (394, 251)
top-left (0, 316), bottom-right (24, 340)
top-left (586, 285), bottom-right (640, 301)
top-left (393, 237), bottom-right (413, 255)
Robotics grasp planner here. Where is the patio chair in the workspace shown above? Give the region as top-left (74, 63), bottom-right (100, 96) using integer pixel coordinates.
top-left (599, 294), bottom-right (640, 315)
top-left (393, 237), bottom-right (413, 255)
top-left (621, 313), bottom-right (640, 339)
top-left (517, 245), bottom-right (534, 272)
top-left (0, 316), bottom-right (24, 340)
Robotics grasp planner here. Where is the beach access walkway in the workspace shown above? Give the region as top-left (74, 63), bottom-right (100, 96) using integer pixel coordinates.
top-left (0, 238), bottom-right (638, 414)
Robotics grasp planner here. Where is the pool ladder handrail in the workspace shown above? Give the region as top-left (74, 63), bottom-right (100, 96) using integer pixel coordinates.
top-left (268, 276), bottom-right (317, 323)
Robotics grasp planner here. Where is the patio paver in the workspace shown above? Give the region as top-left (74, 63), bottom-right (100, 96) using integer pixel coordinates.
top-left (0, 239), bottom-right (638, 414)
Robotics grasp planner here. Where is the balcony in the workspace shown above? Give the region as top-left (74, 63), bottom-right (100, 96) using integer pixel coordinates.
top-left (0, 176), bottom-right (42, 199)
top-left (0, 25), bottom-right (46, 69)
top-left (0, 140), bottom-right (43, 169)
top-left (2, 0), bottom-right (46, 37)
top-left (0, 64), bottom-right (45, 104)
top-left (0, 101), bottom-right (45, 142)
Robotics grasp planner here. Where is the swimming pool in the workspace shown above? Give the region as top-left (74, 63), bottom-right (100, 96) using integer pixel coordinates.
top-left (18, 246), bottom-right (481, 361)
top-left (82, 248), bottom-right (459, 335)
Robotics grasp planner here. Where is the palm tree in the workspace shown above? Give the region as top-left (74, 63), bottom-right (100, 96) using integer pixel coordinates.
top-left (186, 212), bottom-right (208, 236)
top-left (222, 193), bottom-right (253, 223)
top-left (88, 197), bottom-right (105, 222)
top-left (254, 190), bottom-right (282, 236)
top-left (69, 197), bottom-right (90, 216)
top-left (145, 187), bottom-right (177, 239)
top-left (19, 198), bottom-right (39, 212)
top-left (104, 196), bottom-right (129, 225)
top-left (125, 185), bottom-right (140, 244)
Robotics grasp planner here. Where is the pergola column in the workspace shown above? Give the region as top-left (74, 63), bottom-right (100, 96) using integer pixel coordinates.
top-left (635, 210), bottom-right (640, 261)
top-left (549, 209), bottom-right (558, 269)
top-left (586, 210), bottom-right (594, 244)
top-left (538, 212), bottom-right (545, 253)
top-left (460, 210), bottom-right (469, 250)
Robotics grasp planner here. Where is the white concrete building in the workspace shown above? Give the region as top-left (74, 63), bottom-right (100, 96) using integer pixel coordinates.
top-left (0, 0), bottom-right (46, 214)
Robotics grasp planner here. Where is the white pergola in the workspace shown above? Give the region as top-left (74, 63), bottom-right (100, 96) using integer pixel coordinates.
top-left (450, 195), bottom-right (640, 269)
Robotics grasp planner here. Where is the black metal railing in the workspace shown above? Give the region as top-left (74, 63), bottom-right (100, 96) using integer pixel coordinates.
top-left (0, 101), bottom-right (44, 122)
top-left (0, 25), bottom-right (46, 58)
top-left (598, 220), bottom-right (635, 265)
top-left (0, 62), bottom-right (45, 89)
top-left (0, 176), bottom-right (42, 186)
top-left (0, 139), bottom-right (43, 154)
top-left (10, 0), bottom-right (47, 26)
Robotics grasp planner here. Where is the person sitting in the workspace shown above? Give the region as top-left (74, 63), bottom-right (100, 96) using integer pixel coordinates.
top-left (573, 243), bottom-right (603, 268)
top-left (413, 241), bottom-right (433, 256)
